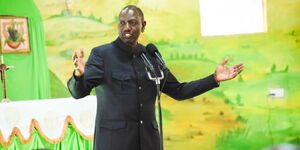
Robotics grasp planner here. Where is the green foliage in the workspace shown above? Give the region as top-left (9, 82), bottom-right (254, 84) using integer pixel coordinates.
top-left (45, 40), bottom-right (59, 46)
top-left (188, 98), bottom-right (195, 102)
top-left (216, 126), bottom-right (300, 150)
top-left (155, 106), bottom-right (171, 125)
top-left (216, 104), bottom-right (300, 149)
top-left (288, 136), bottom-right (300, 144)
top-left (169, 53), bottom-right (174, 60)
top-left (269, 64), bottom-right (290, 74)
top-left (69, 32), bottom-right (79, 38)
top-left (5, 23), bottom-right (25, 43)
top-left (90, 89), bottom-right (96, 95)
top-left (288, 30), bottom-right (296, 36)
top-left (108, 15), bottom-right (119, 25)
top-left (59, 48), bottom-right (73, 60)
top-left (126, 0), bottom-right (139, 5)
top-left (187, 53), bottom-right (193, 59)
top-left (238, 75), bottom-right (244, 82)
top-left (216, 128), bottom-right (273, 150)
top-left (152, 39), bottom-right (169, 45)
top-left (235, 94), bottom-right (242, 106)
top-left (224, 98), bottom-right (232, 105)
top-left (89, 13), bottom-right (95, 20)
top-left (284, 65), bottom-right (289, 73)
top-left (181, 53), bottom-right (186, 59)
top-left (97, 17), bottom-right (102, 23)
top-left (170, 52), bottom-right (208, 61)
top-left (241, 44), bottom-right (251, 49)
top-left (235, 115), bottom-right (247, 123)
top-left (48, 11), bottom-right (104, 24)
top-left (61, 9), bottom-right (72, 16)
top-left (48, 14), bottom-right (62, 19)
top-left (271, 64), bottom-right (276, 73)
top-left (77, 10), bottom-right (82, 16)
top-left (193, 53), bottom-right (198, 59)
top-left (60, 34), bottom-right (65, 40)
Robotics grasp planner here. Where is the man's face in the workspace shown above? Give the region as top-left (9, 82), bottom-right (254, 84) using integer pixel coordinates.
top-left (118, 8), bottom-right (146, 47)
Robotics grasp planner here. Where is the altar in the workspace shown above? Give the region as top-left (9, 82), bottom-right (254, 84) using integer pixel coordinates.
top-left (0, 96), bottom-right (97, 149)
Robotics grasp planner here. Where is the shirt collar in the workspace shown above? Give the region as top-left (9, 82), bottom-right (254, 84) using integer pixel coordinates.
top-left (113, 37), bottom-right (134, 57)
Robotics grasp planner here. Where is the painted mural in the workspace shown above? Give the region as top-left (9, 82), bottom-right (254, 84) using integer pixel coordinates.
top-left (34, 0), bottom-right (300, 149)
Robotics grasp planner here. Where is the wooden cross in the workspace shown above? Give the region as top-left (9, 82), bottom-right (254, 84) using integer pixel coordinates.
top-left (0, 55), bottom-right (13, 103)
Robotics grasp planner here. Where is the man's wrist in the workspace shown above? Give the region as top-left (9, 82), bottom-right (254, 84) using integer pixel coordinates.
top-left (74, 68), bottom-right (83, 77)
top-left (213, 72), bottom-right (220, 83)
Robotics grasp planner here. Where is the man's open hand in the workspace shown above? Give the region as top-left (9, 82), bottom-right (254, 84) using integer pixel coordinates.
top-left (214, 58), bottom-right (244, 82)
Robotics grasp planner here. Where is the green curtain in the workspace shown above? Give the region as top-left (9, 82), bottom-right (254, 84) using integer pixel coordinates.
top-left (0, 125), bottom-right (93, 150)
top-left (0, 0), bottom-right (51, 100)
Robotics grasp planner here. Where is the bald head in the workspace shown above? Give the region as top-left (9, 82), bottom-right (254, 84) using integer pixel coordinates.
top-left (119, 5), bottom-right (144, 22)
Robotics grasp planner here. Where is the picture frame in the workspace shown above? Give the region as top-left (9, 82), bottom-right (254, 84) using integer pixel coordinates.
top-left (0, 15), bottom-right (31, 54)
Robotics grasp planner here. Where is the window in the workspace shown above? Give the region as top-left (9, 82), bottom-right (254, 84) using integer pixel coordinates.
top-left (199, 0), bottom-right (267, 36)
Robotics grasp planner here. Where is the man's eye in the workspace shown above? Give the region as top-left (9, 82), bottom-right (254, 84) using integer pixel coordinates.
top-left (130, 21), bottom-right (137, 25)
top-left (120, 21), bottom-right (125, 25)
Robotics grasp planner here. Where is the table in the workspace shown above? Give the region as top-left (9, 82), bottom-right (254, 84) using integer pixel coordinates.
top-left (0, 96), bottom-right (97, 147)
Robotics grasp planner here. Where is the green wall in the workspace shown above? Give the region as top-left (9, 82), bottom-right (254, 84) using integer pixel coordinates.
top-left (0, 0), bottom-right (51, 100)
top-left (1, 0), bottom-right (299, 149)
top-left (35, 0), bottom-right (300, 149)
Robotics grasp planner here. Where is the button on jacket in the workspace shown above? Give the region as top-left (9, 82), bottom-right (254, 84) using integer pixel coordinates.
top-left (67, 37), bottom-right (219, 150)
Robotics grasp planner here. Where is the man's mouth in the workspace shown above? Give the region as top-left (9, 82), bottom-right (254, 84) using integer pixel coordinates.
top-left (124, 33), bottom-right (132, 38)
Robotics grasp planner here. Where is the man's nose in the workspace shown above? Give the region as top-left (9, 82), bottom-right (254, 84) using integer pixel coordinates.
top-left (124, 22), bottom-right (131, 31)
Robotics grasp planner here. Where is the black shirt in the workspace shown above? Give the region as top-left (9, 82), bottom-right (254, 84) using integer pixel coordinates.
top-left (67, 37), bottom-right (219, 150)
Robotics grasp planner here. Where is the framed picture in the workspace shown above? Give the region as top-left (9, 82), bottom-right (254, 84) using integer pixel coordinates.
top-left (0, 15), bottom-right (31, 54)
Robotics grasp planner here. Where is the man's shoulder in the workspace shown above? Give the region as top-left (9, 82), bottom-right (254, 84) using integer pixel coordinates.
top-left (92, 42), bottom-right (115, 53)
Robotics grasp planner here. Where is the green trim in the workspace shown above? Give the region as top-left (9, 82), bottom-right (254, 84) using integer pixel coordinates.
top-left (0, 125), bottom-right (93, 150)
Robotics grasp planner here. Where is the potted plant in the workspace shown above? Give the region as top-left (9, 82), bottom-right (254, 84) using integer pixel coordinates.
top-left (5, 22), bottom-right (25, 49)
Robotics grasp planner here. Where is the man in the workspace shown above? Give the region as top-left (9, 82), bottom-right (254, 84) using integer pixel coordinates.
top-left (68, 5), bottom-right (244, 150)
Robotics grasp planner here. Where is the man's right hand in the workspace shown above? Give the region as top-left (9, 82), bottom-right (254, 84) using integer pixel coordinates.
top-left (72, 48), bottom-right (85, 77)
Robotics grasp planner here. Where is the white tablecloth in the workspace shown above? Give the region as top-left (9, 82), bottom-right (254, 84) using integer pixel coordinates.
top-left (0, 96), bottom-right (97, 145)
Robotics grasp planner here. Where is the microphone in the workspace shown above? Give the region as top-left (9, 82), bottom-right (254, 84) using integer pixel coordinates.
top-left (146, 43), bottom-right (166, 69)
top-left (133, 45), bottom-right (155, 73)
top-left (145, 44), bottom-right (166, 150)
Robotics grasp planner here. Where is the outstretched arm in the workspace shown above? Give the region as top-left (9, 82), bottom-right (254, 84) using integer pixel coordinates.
top-left (162, 72), bottom-right (220, 100)
top-left (162, 58), bottom-right (244, 100)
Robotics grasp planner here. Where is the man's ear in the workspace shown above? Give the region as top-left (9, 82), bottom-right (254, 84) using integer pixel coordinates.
top-left (141, 21), bottom-right (146, 32)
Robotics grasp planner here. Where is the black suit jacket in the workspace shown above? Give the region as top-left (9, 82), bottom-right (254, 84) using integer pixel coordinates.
top-left (67, 37), bottom-right (219, 150)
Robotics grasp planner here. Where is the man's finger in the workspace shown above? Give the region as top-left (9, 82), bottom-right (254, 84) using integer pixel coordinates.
top-left (236, 68), bottom-right (244, 75)
top-left (236, 63), bottom-right (244, 68)
top-left (73, 58), bottom-right (77, 65)
top-left (233, 63), bottom-right (244, 70)
top-left (220, 58), bottom-right (229, 66)
top-left (236, 64), bottom-right (244, 71)
top-left (79, 47), bottom-right (85, 58)
top-left (72, 51), bottom-right (78, 61)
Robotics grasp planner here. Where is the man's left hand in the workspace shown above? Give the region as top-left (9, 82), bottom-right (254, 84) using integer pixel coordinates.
top-left (214, 58), bottom-right (244, 82)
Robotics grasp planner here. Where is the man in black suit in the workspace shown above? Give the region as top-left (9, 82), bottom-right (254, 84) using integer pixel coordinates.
top-left (68, 5), bottom-right (244, 150)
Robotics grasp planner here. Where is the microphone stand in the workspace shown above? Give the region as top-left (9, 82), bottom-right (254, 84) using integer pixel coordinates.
top-left (145, 67), bottom-right (164, 150)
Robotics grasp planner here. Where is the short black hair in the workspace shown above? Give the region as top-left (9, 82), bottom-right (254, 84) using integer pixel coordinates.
top-left (119, 5), bottom-right (144, 22)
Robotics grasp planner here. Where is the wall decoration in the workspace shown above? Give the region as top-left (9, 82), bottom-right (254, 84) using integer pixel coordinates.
top-left (0, 16), bottom-right (30, 54)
